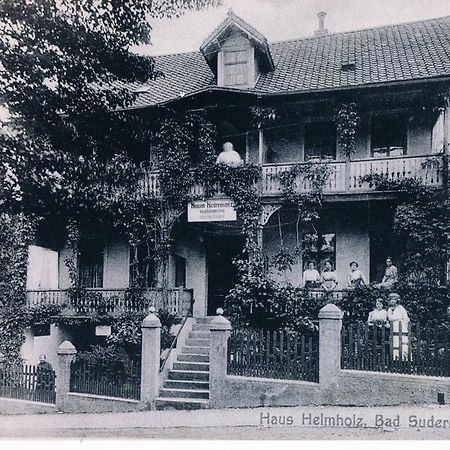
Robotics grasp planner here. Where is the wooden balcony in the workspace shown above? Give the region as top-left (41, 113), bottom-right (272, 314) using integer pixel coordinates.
top-left (139, 154), bottom-right (443, 199)
top-left (26, 287), bottom-right (194, 317)
top-left (261, 154), bottom-right (443, 196)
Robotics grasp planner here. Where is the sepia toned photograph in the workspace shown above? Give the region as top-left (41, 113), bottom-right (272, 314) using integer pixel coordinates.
top-left (0, 0), bottom-right (449, 442)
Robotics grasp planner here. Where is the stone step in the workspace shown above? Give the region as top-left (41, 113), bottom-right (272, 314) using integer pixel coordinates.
top-left (191, 323), bottom-right (211, 332)
top-left (185, 338), bottom-right (210, 347)
top-left (164, 379), bottom-right (209, 390)
top-left (173, 361), bottom-right (209, 372)
top-left (181, 346), bottom-right (209, 355)
top-left (188, 331), bottom-right (210, 339)
top-left (159, 388), bottom-right (209, 399)
top-left (177, 353), bottom-right (209, 363)
top-left (155, 397), bottom-right (209, 410)
top-left (168, 370), bottom-right (209, 381)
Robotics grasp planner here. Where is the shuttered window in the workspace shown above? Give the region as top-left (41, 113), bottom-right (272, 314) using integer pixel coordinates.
top-left (223, 49), bottom-right (249, 87)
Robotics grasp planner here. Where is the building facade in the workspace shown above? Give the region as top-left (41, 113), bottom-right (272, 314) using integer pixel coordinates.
top-left (23, 11), bottom-right (450, 364)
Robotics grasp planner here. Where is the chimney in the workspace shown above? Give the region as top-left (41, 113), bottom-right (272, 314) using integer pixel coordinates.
top-left (314, 11), bottom-right (328, 37)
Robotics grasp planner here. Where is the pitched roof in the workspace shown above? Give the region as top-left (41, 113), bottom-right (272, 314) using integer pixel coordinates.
top-left (130, 15), bottom-right (450, 109)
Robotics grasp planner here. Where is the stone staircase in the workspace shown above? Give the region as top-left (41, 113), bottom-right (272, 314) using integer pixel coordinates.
top-left (155, 318), bottom-right (212, 410)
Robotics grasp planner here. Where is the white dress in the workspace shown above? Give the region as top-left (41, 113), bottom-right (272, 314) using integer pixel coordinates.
top-left (387, 305), bottom-right (410, 360)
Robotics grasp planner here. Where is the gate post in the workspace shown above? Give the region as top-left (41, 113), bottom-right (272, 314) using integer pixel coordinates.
top-left (318, 303), bottom-right (344, 403)
top-left (56, 340), bottom-right (77, 412)
top-left (209, 308), bottom-right (232, 409)
top-left (140, 306), bottom-right (161, 409)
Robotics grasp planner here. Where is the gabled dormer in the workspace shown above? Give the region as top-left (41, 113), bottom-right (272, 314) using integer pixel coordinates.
top-left (200, 10), bottom-right (274, 89)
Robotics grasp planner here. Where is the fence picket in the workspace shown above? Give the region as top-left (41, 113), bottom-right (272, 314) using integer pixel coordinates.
top-left (228, 327), bottom-right (319, 382)
top-left (341, 321), bottom-right (450, 378)
top-left (69, 360), bottom-right (141, 400)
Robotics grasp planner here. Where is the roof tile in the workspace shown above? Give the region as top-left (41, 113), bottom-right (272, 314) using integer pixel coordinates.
top-left (130, 16), bottom-right (450, 108)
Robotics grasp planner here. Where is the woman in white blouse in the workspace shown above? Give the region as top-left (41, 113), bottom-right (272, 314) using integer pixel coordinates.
top-left (367, 298), bottom-right (388, 326)
top-left (387, 293), bottom-right (410, 360)
top-left (303, 261), bottom-right (321, 288)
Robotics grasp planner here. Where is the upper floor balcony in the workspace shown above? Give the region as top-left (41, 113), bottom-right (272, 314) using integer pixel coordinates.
top-left (139, 154), bottom-right (444, 199)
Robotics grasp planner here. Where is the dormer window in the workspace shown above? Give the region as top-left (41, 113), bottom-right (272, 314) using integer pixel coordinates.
top-left (200, 10), bottom-right (274, 90)
top-left (222, 49), bottom-right (250, 87)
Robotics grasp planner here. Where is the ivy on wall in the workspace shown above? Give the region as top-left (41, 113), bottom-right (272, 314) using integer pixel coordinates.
top-left (0, 213), bottom-right (38, 362)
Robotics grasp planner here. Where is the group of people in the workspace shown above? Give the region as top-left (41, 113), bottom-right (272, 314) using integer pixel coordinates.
top-left (302, 257), bottom-right (398, 291)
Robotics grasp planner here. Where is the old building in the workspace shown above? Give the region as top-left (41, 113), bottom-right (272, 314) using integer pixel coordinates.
top-left (23, 11), bottom-right (449, 366)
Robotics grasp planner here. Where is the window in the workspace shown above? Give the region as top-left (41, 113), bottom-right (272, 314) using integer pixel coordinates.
top-left (79, 239), bottom-right (104, 288)
top-left (371, 114), bottom-right (407, 157)
top-left (265, 125), bottom-right (301, 164)
top-left (304, 122), bottom-right (336, 160)
top-left (32, 324), bottom-right (51, 337)
top-left (303, 233), bottom-right (336, 271)
top-left (129, 244), bottom-right (157, 288)
top-left (222, 49), bottom-right (249, 87)
top-left (175, 255), bottom-right (186, 288)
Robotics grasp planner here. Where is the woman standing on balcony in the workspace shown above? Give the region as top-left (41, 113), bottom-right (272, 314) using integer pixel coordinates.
top-left (303, 262), bottom-right (321, 288)
top-left (347, 261), bottom-right (367, 289)
top-left (321, 260), bottom-right (338, 292)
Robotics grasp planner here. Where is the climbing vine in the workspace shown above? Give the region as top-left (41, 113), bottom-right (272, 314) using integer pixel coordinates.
top-left (360, 171), bottom-right (449, 285)
top-left (0, 213), bottom-right (38, 363)
top-left (334, 102), bottom-right (360, 159)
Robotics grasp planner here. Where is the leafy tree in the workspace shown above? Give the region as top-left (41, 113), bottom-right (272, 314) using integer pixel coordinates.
top-left (0, 0), bottom-right (220, 362)
top-left (0, 0), bottom-right (219, 216)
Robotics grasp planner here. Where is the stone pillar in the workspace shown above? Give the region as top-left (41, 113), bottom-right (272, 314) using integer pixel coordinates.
top-left (56, 340), bottom-right (77, 412)
top-left (209, 308), bottom-right (232, 409)
top-left (140, 306), bottom-right (161, 409)
top-left (318, 303), bottom-right (344, 403)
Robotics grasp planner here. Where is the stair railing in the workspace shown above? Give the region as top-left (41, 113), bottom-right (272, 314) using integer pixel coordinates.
top-left (160, 297), bottom-right (195, 372)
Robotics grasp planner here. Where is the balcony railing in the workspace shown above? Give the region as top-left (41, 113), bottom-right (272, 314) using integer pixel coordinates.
top-left (26, 287), bottom-right (193, 317)
top-left (138, 154), bottom-right (443, 198)
top-left (261, 154), bottom-right (442, 196)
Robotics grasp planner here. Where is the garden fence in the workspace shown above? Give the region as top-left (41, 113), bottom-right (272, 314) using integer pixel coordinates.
top-left (0, 364), bottom-right (56, 404)
top-left (227, 327), bottom-right (319, 382)
top-left (341, 321), bottom-right (450, 377)
top-left (70, 359), bottom-right (141, 400)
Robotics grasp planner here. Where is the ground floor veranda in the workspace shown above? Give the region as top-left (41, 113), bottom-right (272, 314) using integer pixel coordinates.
top-left (22, 200), bottom-right (399, 366)
top-left (27, 200), bottom-right (397, 312)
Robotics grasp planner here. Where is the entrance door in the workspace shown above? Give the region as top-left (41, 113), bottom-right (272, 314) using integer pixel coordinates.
top-left (206, 235), bottom-right (244, 316)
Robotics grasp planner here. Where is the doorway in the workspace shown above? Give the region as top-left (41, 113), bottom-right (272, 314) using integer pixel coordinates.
top-left (206, 235), bottom-right (244, 316)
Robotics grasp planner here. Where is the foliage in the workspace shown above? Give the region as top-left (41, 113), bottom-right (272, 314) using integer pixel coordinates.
top-left (26, 304), bottom-right (63, 326)
top-left (0, 213), bottom-right (37, 362)
top-left (334, 102), bottom-right (360, 159)
top-left (195, 162), bottom-right (262, 249)
top-left (76, 344), bottom-right (125, 366)
top-left (225, 255), bottom-right (319, 334)
top-left (360, 173), bottom-right (449, 284)
top-left (0, 0), bottom-right (220, 301)
top-left (335, 284), bottom-right (450, 326)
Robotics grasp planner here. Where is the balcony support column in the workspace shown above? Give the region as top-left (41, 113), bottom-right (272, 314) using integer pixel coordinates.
top-left (258, 127), bottom-right (264, 165)
top-left (344, 158), bottom-right (351, 192)
top-left (155, 204), bottom-right (183, 309)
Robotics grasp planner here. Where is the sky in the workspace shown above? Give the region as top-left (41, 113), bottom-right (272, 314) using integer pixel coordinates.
top-left (136, 0), bottom-right (450, 56)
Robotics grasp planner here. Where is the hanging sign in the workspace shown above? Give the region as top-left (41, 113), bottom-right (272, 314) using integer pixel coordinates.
top-left (188, 199), bottom-right (237, 222)
top-left (95, 325), bottom-right (112, 336)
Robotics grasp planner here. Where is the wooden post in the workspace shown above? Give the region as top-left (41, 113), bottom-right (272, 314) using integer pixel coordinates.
top-left (56, 340), bottom-right (77, 412)
top-left (140, 306), bottom-right (161, 409)
top-left (209, 308), bottom-right (232, 409)
top-left (258, 127), bottom-right (264, 165)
